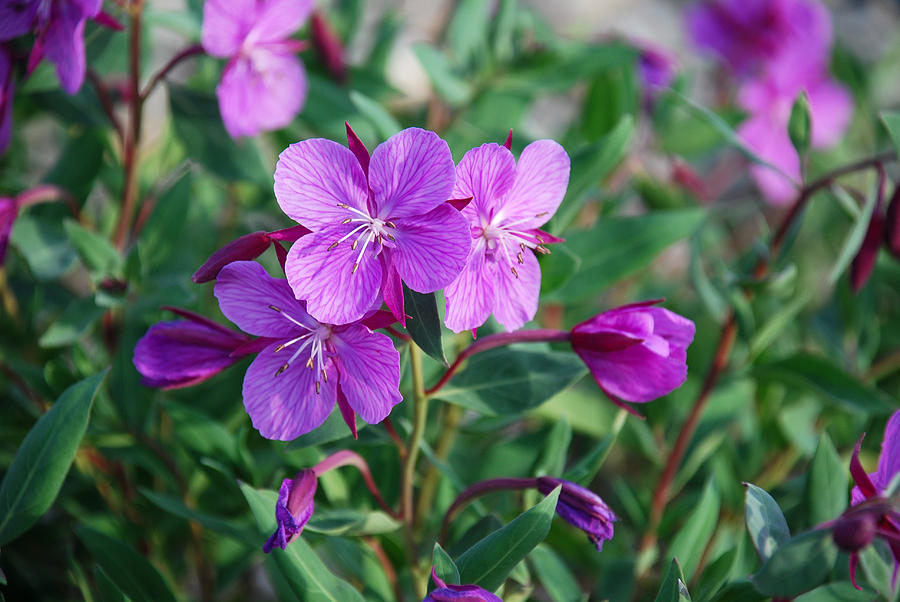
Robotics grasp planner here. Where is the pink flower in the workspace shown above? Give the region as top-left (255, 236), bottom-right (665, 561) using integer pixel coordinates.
top-left (443, 140), bottom-right (570, 332)
top-left (201, 0), bottom-right (311, 138)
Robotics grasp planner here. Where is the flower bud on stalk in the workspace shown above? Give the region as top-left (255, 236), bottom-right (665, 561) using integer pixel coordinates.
top-left (424, 567), bottom-right (501, 602)
top-left (884, 185), bottom-right (900, 259)
top-left (311, 11), bottom-right (346, 84)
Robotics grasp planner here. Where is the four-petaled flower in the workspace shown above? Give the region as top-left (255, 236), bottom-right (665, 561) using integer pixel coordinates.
top-left (443, 140), bottom-right (570, 333)
top-left (202, 0), bottom-right (311, 138)
top-left (214, 260), bottom-right (402, 440)
top-left (537, 477), bottom-right (617, 551)
top-left (263, 469), bottom-right (317, 553)
top-left (275, 126), bottom-right (471, 325)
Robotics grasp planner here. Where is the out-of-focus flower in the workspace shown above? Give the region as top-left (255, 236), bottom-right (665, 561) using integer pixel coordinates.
top-left (133, 307), bottom-right (254, 389)
top-left (570, 300), bottom-right (695, 406)
top-left (850, 207), bottom-right (886, 293)
top-left (443, 140), bottom-right (569, 333)
top-left (638, 43), bottom-right (676, 94)
top-left (0, 46), bottom-right (12, 154)
top-left (737, 115), bottom-right (803, 205)
top-left (536, 477), bottom-right (617, 551)
top-left (214, 261), bottom-right (402, 440)
top-left (310, 10), bottom-right (345, 84)
top-left (263, 469), bottom-right (317, 553)
top-left (884, 186), bottom-right (900, 260)
top-left (0, 196), bottom-right (18, 264)
top-left (192, 224), bottom-right (310, 283)
top-left (275, 126), bottom-right (470, 325)
top-left (202, 0), bottom-right (311, 138)
top-left (424, 568), bottom-right (502, 602)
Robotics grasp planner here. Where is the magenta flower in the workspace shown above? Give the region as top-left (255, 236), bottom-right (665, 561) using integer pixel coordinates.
top-left (638, 43), bottom-right (676, 92)
top-left (214, 261), bottom-right (402, 440)
top-left (851, 411), bottom-right (900, 506)
top-left (201, 0), bottom-right (311, 138)
top-left (0, 46), bottom-right (12, 154)
top-left (443, 140), bottom-right (570, 332)
top-left (571, 300), bottom-right (695, 405)
top-left (536, 477), bottom-right (617, 551)
top-left (263, 469), bottom-right (317, 553)
top-left (275, 126), bottom-right (470, 325)
top-left (0, 196), bottom-right (18, 264)
top-left (191, 224), bottom-right (310, 283)
top-left (425, 568), bottom-right (502, 602)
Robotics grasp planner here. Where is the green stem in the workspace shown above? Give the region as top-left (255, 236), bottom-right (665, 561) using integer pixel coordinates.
top-left (402, 342), bottom-right (429, 599)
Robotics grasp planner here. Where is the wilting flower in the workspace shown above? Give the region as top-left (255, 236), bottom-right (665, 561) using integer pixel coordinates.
top-left (202, 0), bottom-right (311, 138)
top-left (263, 469), bottom-right (317, 553)
top-left (571, 300), bottom-right (695, 406)
top-left (214, 260), bottom-right (402, 439)
top-left (0, 196), bottom-right (18, 264)
top-left (443, 140), bottom-right (569, 332)
top-left (275, 126), bottom-right (470, 325)
top-left (191, 224), bottom-right (310, 283)
top-left (425, 568), bottom-right (502, 602)
top-left (133, 307), bottom-right (254, 389)
top-left (537, 477), bottom-right (617, 551)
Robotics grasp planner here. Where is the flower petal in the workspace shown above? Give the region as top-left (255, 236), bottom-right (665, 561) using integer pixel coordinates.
top-left (369, 128), bottom-right (456, 219)
top-left (577, 341), bottom-right (687, 403)
top-left (275, 137), bottom-right (369, 230)
top-left (738, 116), bottom-right (801, 206)
top-left (250, 0), bottom-right (312, 45)
top-left (443, 240), bottom-right (495, 333)
top-left (0, 49), bottom-right (13, 156)
top-left (490, 246), bottom-right (541, 332)
top-left (285, 227), bottom-right (383, 325)
top-left (390, 203), bottom-right (471, 293)
top-left (645, 307), bottom-right (695, 361)
top-left (133, 320), bottom-right (243, 387)
top-left (452, 143), bottom-right (516, 218)
top-left (201, 0), bottom-right (257, 57)
top-left (500, 139), bottom-right (570, 229)
top-left (242, 342), bottom-right (337, 440)
top-left (215, 261), bottom-right (315, 337)
top-left (0, 0), bottom-right (38, 41)
top-left (807, 78), bottom-right (853, 149)
top-left (874, 410), bottom-right (900, 494)
top-left (43, 2), bottom-right (88, 94)
top-left (331, 324), bottom-right (402, 424)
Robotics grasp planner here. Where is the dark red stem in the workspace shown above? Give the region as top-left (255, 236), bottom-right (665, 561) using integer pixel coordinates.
top-left (439, 477), bottom-right (538, 542)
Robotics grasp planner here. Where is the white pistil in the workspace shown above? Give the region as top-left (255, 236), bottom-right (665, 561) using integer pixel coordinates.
top-left (330, 205), bottom-right (396, 273)
top-left (268, 305), bottom-right (330, 394)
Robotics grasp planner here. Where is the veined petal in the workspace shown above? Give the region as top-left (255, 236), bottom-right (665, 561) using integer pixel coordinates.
top-left (285, 227), bottom-right (383, 325)
top-left (577, 343), bottom-right (687, 403)
top-left (43, 2), bottom-right (88, 94)
top-left (499, 139), bottom-right (570, 229)
top-left (874, 410), bottom-right (900, 494)
top-left (443, 240), bottom-right (494, 333)
top-left (250, 0), bottom-right (312, 45)
top-left (133, 320), bottom-right (243, 385)
top-left (242, 342), bottom-right (337, 440)
top-left (331, 324), bottom-right (402, 424)
top-left (453, 143), bottom-right (516, 218)
top-left (369, 128), bottom-right (456, 219)
top-left (201, 0), bottom-right (257, 57)
top-left (380, 255), bottom-right (405, 326)
top-left (215, 261), bottom-right (315, 337)
top-left (738, 116), bottom-right (801, 206)
top-left (391, 204), bottom-right (471, 293)
top-left (275, 137), bottom-right (369, 230)
top-left (490, 247), bottom-right (541, 331)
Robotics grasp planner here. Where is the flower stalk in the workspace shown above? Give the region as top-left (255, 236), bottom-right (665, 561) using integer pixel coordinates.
top-left (402, 341), bottom-right (429, 599)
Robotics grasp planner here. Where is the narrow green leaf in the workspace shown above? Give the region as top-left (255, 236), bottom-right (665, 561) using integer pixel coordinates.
top-left (413, 44), bottom-right (474, 106)
top-left (788, 92), bottom-right (811, 157)
top-left (539, 245), bottom-right (581, 294)
top-left (140, 488), bottom-right (256, 543)
top-left (828, 183), bottom-right (880, 286)
top-left (305, 509), bottom-right (402, 536)
top-left (562, 408), bottom-right (628, 486)
top-left (456, 487), bottom-right (561, 591)
top-left (530, 544), bottom-right (582, 602)
top-left (403, 285), bottom-right (447, 365)
top-left (10, 213), bottom-right (77, 280)
top-left (706, 580), bottom-right (766, 602)
top-left (77, 526), bottom-right (177, 602)
top-left (349, 90), bottom-right (401, 140)
top-left (668, 479), bottom-right (720, 580)
top-left (794, 582), bottom-right (877, 601)
top-left (743, 483), bottom-right (790, 562)
top-left (433, 543), bottom-right (461, 586)
top-left (287, 407), bottom-right (360, 449)
top-left (534, 418), bottom-right (572, 477)
top-left (654, 558), bottom-right (692, 602)
top-left (0, 370), bottom-right (108, 545)
top-left (63, 219), bottom-right (122, 275)
top-left (446, 0), bottom-right (490, 68)
top-left (880, 111), bottom-right (900, 156)
top-left (38, 296), bottom-right (105, 348)
top-left (750, 530), bottom-right (838, 597)
top-left (807, 433), bottom-right (848, 526)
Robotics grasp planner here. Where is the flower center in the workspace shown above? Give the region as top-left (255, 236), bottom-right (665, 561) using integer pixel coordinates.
top-left (478, 212), bottom-right (551, 279)
top-left (268, 305), bottom-right (332, 394)
top-left (328, 203), bottom-right (398, 273)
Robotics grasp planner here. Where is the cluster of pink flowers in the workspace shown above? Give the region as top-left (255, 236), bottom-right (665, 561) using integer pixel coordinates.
top-left (689, 0), bottom-right (853, 204)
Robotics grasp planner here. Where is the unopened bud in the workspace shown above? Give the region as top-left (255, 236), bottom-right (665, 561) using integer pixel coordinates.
top-left (311, 11), bottom-right (346, 84)
top-left (885, 185), bottom-right (900, 259)
top-left (850, 211), bottom-right (885, 292)
top-left (192, 231), bottom-right (273, 283)
top-left (832, 512), bottom-right (877, 553)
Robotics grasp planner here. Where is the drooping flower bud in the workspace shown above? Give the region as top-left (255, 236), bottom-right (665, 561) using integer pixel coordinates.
top-left (263, 469), bottom-right (318, 553)
top-left (424, 567), bottom-right (502, 602)
top-left (849, 210), bottom-right (885, 292)
top-left (192, 225), bottom-right (310, 283)
top-left (536, 477), bottom-right (617, 551)
top-left (884, 185), bottom-right (900, 259)
top-left (832, 512), bottom-right (877, 553)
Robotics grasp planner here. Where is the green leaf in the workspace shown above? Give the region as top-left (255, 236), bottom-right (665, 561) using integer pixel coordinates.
top-left (46, 128), bottom-right (106, 200)
top-left (668, 479), bottom-right (720, 580)
top-left (239, 483), bottom-right (366, 602)
top-left (530, 544), bottom-right (582, 602)
top-left (880, 111), bottom-right (900, 157)
top-left (436, 347), bottom-right (586, 416)
top-left (583, 65), bottom-right (638, 141)
top-left (137, 172), bottom-right (192, 272)
top-left (63, 219), bottom-right (122, 275)
top-left (550, 208), bottom-right (705, 302)
top-left (788, 92), bottom-right (811, 158)
top-left (403, 285), bottom-right (447, 365)
top-left (533, 418), bottom-right (572, 477)
top-left (706, 580), bottom-right (766, 602)
top-left (754, 353), bottom-right (895, 415)
top-left (750, 530), bottom-right (838, 598)
top-left (828, 183), bottom-right (880, 286)
top-left (433, 543), bottom-right (461, 586)
top-left (165, 401), bottom-right (238, 463)
top-left (140, 488), bottom-right (256, 543)
top-left (38, 296), bottom-right (105, 348)
top-left (807, 433), bottom-right (847, 526)
top-left (9, 213), bottom-right (77, 280)
top-left (743, 483), bottom-right (790, 562)
top-left (456, 486), bottom-right (560, 592)
top-left (446, 0), bottom-right (490, 69)
top-left (349, 90), bottom-right (401, 140)
top-left (76, 526), bottom-right (177, 602)
top-left (654, 558), bottom-right (692, 602)
top-left (305, 509), bottom-right (402, 536)
top-left (858, 541), bottom-right (894, 599)
top-left (539, 245), bottom-right (581, 294)
top-left (413, 43), bottom-right (474, 106)
top-left (794, 582), bottom-right (877, 602)
top-left (0, 370), bottom-right (108, 545)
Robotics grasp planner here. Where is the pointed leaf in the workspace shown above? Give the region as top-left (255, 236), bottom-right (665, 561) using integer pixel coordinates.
top-left (668, 479), bottom-right (720, 580)
top-left (433, 543), bottom-right (461, 586)
top-left (403, 285), bottom-right (447, 365)
top-left (744, 483), bottom-right (790, 562)
top-left (807, 433), bottom-right (848, 526)
top-left (530, 544), bottom-right (582, 602)
top-left (750, 530), bottom-right (838, 598)
top-left (654, 558), bottom-right (692, 602)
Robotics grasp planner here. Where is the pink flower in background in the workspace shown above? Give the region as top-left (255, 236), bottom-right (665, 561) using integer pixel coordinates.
top-left (275, 126), bottom-right (470, 325)
top-left (571, 300), bottom-right (695, 405)
top-left (443, 140), bottom-right (570, 333)
top-left (202, 0), bottom-right (311, 138)
top-left (638, 43), bottom-right (676, 92)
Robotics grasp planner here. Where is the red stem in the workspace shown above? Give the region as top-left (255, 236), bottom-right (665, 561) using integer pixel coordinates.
top-left (439, 477), bottom-right (538, 542)
top-left (86, 69), bottom-right (124, 144)
top-left (113, 3), bottom-right (143, 250)
top-left (139, 44), bottom-right (204, 102)
top-left (312, 450), bottom-right (401, 519)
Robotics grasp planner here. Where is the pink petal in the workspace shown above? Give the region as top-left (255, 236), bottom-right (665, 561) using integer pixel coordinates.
top-left (284, 227), bottom-right (383, 325)
top-left (250, 0), bottom-right (312, 45)
top-left (738, 116), bottom-right (801, 206)
top-left (133, 320), bottom-right (243, 387)
top-left (490, 246), bottom-right (541, 332)
top-left (577, 342), bottom-right (687, 403)
top-left (444, 240), bottom-right (494, 333)
top-left (452, 143), bottom-right (517, 218)
top-left (335, 387), bottom-right (357, 438)
top-left (874, 410), bottom-right (900, 494)
top-left (331, 324), bottom-right (402, 424)
top-left (850, 434), bottom-right (878, 501)
top-left (500, 139), bottom-right (570, 229)
top-left (275, 137), bottom-right (369, 230)
top-left (201, 0), bottom-right (257, 57)
top-left (807, 78), bottom-right (853, 149)
top-left (43, 2), bottom-right (88, 94)
top-left (390, 204), bottom-right (471, 293)
top-left (644, 307), bottom-right (696, 362)
top-left (214, 261), bottom-right (316, 337)
top-left (380, 256), bottom-right (405, 326)
top-left (242, 342), bottom-right (338, 440)
top-left (368, 128), bottom-right (456, 219)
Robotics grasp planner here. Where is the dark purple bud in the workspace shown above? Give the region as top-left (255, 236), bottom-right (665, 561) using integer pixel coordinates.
top-left (192, 231), bottom-right (274, 283)
top-left (425, 567), bottom-right (502, 602)
top-left (264, 469), bottom-right (318, 553)
top-left (503, 129), bottom-right (513, 150)
top-left (850, 211), bottom-right (885, 292)
top-left (0, 197), bottom-right (19, 265)
top-left (312, 11), bottom-right (346, 84)
top-left (536, 477), bottom-right (617, 551)
top-left (885, 186), bottom-right (900, 259)
top-left (833, 512), bottom-right (877, 553)
top-left (345, 121), bottom-right (370, 176)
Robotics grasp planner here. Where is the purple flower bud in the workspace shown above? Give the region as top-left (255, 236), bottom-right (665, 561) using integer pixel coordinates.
top-left (832, 512), bottom-right (877, 553)
top-left (311, 11), bottom-right (346, 85)
top-left (264, 469), bottom-right (317, 553)
top-left (424, 568), bottom-right (502, 602)
top-left (884, 186), bottom-right (900, 259)
top-left (0, 196), bottom-right (18, 265)
top-left (638, 44), bottom-right (676, 92)
top-left (192, 231), bottom-right (274, 284)
top-left (849, 210), bottom-right (885, 293)
top-left (536, 477), bottom-right (617, 551)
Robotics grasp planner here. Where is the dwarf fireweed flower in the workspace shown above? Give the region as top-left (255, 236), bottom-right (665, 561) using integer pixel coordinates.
top-left (214, 261), bottom-right (402, 440)
top-left (424, 567), bottom-right (502, 602)
top-left (275, 125), bottom-right (471, 325)
top-left (443, 139), bottom-right (570, 332)
top-left (202, 0), bottom-right (311, 138)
